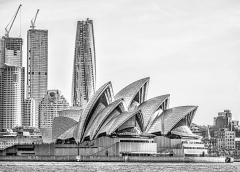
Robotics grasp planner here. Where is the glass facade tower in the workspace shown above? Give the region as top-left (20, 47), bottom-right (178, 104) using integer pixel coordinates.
top-left (72, 19), bottom-right (96, 108)
top-left (0, 37), bottom-right (24, 130)
top-left (0, 65), bottom-right (25, 129)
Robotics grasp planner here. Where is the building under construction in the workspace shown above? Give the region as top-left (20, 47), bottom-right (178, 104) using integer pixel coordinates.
top-left (26, 9), bottom-right (48, 128)
top-left (0, 4), bottom-right (25, 130)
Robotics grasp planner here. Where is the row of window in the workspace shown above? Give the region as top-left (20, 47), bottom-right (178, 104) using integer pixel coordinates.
top-left (183, 147), bottom-right (207, 150)
top-left (28, 72), bottom-right (47, 75)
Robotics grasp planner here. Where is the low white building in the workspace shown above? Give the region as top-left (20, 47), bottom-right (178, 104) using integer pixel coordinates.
top-left (216, 128), bottom-right (235, 150)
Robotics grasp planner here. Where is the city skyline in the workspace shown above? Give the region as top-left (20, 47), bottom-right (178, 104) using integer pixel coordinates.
top-left (0, 0), bottom-right (239, 125)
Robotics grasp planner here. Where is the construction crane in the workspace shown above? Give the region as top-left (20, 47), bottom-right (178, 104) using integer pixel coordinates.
top-left (30, 9), bottom-right (39, 29)
top-left (5, 4), bottom-right (22, 37)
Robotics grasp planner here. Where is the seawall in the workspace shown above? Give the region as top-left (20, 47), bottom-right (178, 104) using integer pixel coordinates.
top-left (0, 156), bottom-right (227, 163)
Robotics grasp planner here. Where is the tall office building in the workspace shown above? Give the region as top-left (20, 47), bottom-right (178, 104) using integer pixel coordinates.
top-left (0, 37), bottom-right (24, 130)
top-left (0, 64), bottom-right (24, 129)
top-left (27, 29), bottom-right (48, 127)
top-left (0, 38), bottom-right (4, 129)
top-left (72, 19), bottom-right (96, 108)
top-left (23, 98), bottom-right (36, 127)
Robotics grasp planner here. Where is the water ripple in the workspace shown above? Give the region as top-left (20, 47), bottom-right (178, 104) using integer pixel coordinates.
top-left (0, 162), bottom-right (239, 172)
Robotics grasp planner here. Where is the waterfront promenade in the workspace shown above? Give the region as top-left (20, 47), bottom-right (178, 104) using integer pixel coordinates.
top-left (0, 155), bottom-right (227, 163)
top-left (0, 161), bottom-right (239, 172)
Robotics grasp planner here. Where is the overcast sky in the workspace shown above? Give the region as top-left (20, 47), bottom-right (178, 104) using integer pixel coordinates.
top-left (0, 0), bottom-right (239, 125)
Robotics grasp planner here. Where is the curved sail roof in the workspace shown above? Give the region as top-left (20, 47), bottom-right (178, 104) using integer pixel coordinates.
top-left (171, 125), bottom-right (201, 139)
top-left (84, 99), bottom-right (126, 140)
top-left (138, 95), bottom-right (170, 131)
top-left (98, 110), bottom-right (143, 136)
top-left (114, 77), bottom-right (150, 110)
top-left (73, 81), bottom-right (114, 143)
top-left (162, 106), bottom-right (197, 134)
top-left (147, 106), bottom-right (198, 135)
top-left (53, 77), bottom-right (199, 143)
top-left (58, 125), bottom-right (77, 140)
top-left (52, 116), bottom-right (78, 141)
top-left (94, 105), bottom-right (125, 139)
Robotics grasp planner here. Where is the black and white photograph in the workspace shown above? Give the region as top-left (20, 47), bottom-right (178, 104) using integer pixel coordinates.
top-left (0, 0), bottom-right (239, 171)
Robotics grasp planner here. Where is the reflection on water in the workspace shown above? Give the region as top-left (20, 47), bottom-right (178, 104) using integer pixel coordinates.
top-left (0, 162), bottom-right (240, 172)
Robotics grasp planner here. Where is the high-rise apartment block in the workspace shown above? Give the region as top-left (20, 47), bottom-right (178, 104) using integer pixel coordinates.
top-left (27, 29), bottom-right (48, 127)
top-left (27, 29), bottom-right (48, 100)
top-left (23, 98), bottom-right (36, 127)
top-left (39, 90), bottom-right (69, 129)
top-left (0, 64), bottom-right (24, 129)
top-left (72, 19), bottom-right (96, 108)
top-left (0, 39), bottom-right (4, 130)
top-left (0, 36), bottom-right (24, 130)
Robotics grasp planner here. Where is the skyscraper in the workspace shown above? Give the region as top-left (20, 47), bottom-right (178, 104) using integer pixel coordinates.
top-left (72, 19), bottom-right (96, 108)
top-left (0, 64), bottom-right (24, 129)
top-left (0, 39), bottom-right (4, 129)
top-left (0, 37), bottom-right (25, 130)
top-left (27, 29), bottom-right (48, 127)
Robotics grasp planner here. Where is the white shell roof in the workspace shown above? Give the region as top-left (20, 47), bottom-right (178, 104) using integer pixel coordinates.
top-left (138, 95), bottom-right (170, 131)
top-left (97, 110), bottom-right (142, 136)
top-left (147, 106), bottom-right (198, 135)
top-left (73, 81), bottom-right (113, 142)
top-left (56, 78), bottom-right (199, 143)
top-left (171, 125), bottom-right (201, 139)
top-left (84, 99), bottom-right (126, 140)
top-left (58, 125), bottom-right (77, 140)
top-left (52, 116), bottom-right (78, 141)
top-left (114, 77), bottom-right (150, 109)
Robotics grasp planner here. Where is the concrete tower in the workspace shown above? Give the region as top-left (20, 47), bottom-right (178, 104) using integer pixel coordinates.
top-left (0, 5), bottom-right (24, 130)
top-left (27, 29), bottom-right (48, 127)
top-left (0, 37), bottom-right (24, 130)
top-left (0, 64), bottom-right (24, 129)
top-left (72, 19), bottom-right (96, 108)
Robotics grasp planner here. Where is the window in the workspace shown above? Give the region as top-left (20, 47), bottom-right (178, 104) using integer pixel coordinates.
top-left (12, 74), bottom-right (18, 82)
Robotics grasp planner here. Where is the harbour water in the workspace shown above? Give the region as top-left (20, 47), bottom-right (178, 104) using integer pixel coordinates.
top-left (0, 162), bottom-right (240, 172)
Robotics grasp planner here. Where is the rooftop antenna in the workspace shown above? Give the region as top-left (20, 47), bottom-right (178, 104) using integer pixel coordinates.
top-left (5, 4), bottom-right (22, 37)
top-left (30, 9), bottom-right (39, 29)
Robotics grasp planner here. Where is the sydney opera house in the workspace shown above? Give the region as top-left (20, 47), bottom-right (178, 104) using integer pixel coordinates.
top-left (50, 77), bottom-right (207, 157)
